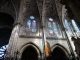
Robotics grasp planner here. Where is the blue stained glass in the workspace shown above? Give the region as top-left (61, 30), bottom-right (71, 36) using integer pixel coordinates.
top-left (48, 22), bottom-right (53, 34)
top-left (32, 20), bottom-right (36, 32)
top-left (48, 19), bottom-right (59, 35)
top-left (52, 22), bottom-right (58, 34)
top-left (71, 20), bottom-right (80, 37)
top-left (72, 20), bottom-right (80, 32)
top-left (52, 22), bottom-right (57, 29)
top-left (26, 17), bottom-right (37, 32)
top-left (65, 20), bottom-right (73, 35)
top-left (26, 20), bottom-right (31, 31)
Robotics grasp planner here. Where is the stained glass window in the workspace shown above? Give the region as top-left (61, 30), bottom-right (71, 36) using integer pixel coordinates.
top-left (65, 19), bottom-right (73, 36)
top-left (48, 18), bottom-right (59, 35)
top-left (52, 22), bottom-right (58, 34)
top-left (71, 20), bottom-right (80, 32)
top-left (26, 16), bottom-right (37, 32)
top-left (71, 20), bottom-right (80, 37)
top-left (48, 21), bottom-right (53, 34)
top-left (32, 20), bottom-right (36, 32)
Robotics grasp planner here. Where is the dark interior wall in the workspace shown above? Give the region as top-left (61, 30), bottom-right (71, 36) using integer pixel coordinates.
top-left (0, 12), bottom-right (14, 47)
top-left (21, 46), bottom-right (38, 60)
top-left (52, 47), bottom-right (68, 60)
top-left (0, 13), bottom-right (14, 27)
top-left (60, 0), bottom-right (80, 26)
top-left (0, 0), bottom-right (5, 6)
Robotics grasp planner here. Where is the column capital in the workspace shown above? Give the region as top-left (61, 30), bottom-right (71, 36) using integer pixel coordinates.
top-left (13, 21), bottom-right (22, 27)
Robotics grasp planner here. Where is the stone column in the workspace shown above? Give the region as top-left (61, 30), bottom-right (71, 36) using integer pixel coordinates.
top-left (5, 0), bottom-right (24, 59)
top-left (5, 24), bottom-right (20, 59)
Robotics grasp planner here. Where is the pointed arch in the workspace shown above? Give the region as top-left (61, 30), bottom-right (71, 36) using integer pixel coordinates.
top-left (0, 0), bottom-right (17, 20)
top-left (51, 44), bottom-right (70, 56)
top-left (51, 44), bottom-right (69, 60)
top-left (19, 42), bottom-right (41, 59)
top-left (0, 12), bottom-right (14, 60)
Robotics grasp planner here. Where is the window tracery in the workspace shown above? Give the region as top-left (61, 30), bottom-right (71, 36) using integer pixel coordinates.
top-left (26, 16), bottom-right (37, 33)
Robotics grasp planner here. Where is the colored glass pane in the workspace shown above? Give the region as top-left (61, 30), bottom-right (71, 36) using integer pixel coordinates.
top-left (71, 20), bottom-right (80, 37)
top-left (65, 20), bottom-right (73, 35)
top-left (72, 20), bottom-right (80, 32)
top-left (48, 19), bottom-right (59, 34)
top-left (32, 20), bottom-right (36, 32)
top-left (48, 22), bottom-right (53, 34)
top-left (26, 20), bottom-right (31, 31)
top-left (26, 16), bottom-right (37, 33)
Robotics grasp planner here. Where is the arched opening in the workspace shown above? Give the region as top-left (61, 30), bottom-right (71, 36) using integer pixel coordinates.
top-left (52, 47), bottom-right (68, 60)
top-left (21, 46), bottom-right (38, 60)
top-left (0, 12), bottom-right (14, 59)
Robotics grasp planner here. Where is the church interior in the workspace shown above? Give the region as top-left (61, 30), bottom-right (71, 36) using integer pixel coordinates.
top-left (0, 0), bottom-right (80, 60)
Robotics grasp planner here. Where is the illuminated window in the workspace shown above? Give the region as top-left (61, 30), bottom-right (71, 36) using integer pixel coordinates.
top-left (26, 16), bottom-right (37, 32)
top-left (71, 20), bottom-right (80, 32)
top-left (65, 19), bottom-right (73, 36)
top-left (30, 16), bottom-right (35, 19)
top-left (71, 20), bottom-right (80, 37)
top-left (48, 18), bottom-right (59, 35)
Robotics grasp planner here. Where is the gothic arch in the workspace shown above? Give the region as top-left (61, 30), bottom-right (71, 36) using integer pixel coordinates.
top-left (19, 42), bottom-right (41, 59)
top-left (0, 0), bottom-right (17, 21)
top-left (0, 12), bottom-right (14, 44)
top-left (0, 10), bottom-right (15, 20)
top-left (51, 44), bottom-right (70, 57)
top-left (0, 12), bottom-right (14, 59)
top-left (51, 44), bottom-right (70, 60)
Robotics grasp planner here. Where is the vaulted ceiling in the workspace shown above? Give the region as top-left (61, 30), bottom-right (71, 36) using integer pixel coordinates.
top-left (0, 0), bottom-right (63, 22)
top-left (0, 0), bottom-right (80, 23)
top-left (22, 0), bottom-right (61, 22)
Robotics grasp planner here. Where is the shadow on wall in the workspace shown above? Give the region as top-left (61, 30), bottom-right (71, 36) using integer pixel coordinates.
top-left (51, 47), bottom-right (68, 60)
top-left (0, 12), bottom-right (14, 60)
top-left (0, 12), bottom-right (14, 47)
top-left (71, 37), bottom-right (80, 57)
top-left (46, 45), bottom-right (69, 60)
top-left (21, 46), bottom-right (38, 60)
